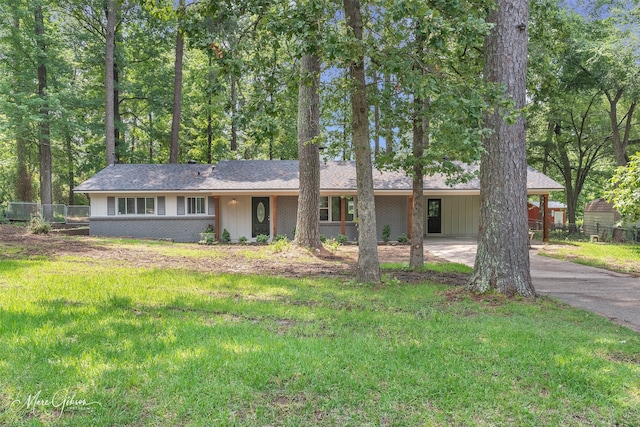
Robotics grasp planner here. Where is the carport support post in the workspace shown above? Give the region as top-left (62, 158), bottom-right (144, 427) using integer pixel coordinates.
top-left (214, 196), bottom-right (220, 243)
top-left (543, 194), bottom-right (549, 243)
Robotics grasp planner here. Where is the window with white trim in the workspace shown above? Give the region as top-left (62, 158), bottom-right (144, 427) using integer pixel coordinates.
top-left (320, 196), bottom-right (356, 222)
top-left (118, 197), bottom-right (155, 215)
top-left (187, 197), bottom-right (205, 214)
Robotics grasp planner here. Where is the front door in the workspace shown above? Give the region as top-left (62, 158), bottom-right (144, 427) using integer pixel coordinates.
top-left (427, 199), bottom-right (442, 234)
top-left (252, 197), bottom-right (270, 238)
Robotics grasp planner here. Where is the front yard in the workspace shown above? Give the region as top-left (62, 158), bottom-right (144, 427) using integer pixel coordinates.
top-left (1, 225), bottom-right (639, 426)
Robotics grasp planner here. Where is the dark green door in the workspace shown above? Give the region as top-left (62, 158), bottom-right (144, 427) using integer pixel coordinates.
top-left (252, 197), bottom-right (270, 238)
top-left (427, 199), bottom-right (442, 234)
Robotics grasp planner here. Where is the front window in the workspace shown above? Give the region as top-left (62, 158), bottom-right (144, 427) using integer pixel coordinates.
top-left (320, 196), bottom-right (356, 222)
top-left (187, 197), bottom-right (205, 214)
top-left (118, 197), bottom-right (155, 215)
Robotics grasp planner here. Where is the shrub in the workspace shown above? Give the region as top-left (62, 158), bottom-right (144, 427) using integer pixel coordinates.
top-left (28, 215), bottom-right (51, 235)
top-left (382, 224), bottom-right (391, 242)
top-left (336, 234), bottom-right (348, 245)
top-left (271, 238), bottom-right (290, 253)
top-left (256, 234), bottom-right (269, 244)
top-left (221, 229), bottom-right (231, 244)
top-left (397, 233), bottom-right (408, 243)
top-left (273, 234), bottom-right (288, 242)
top-left (238, 236), bottom-right (248, 244)
top-left (319, 234), bottom-right (327, 243)
top-left (325, 238), bottom-right (340, 251)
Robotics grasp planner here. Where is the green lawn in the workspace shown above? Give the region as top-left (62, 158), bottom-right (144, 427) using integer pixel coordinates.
top-left (540, 241), bottom-right (640, 274)
top-left (1, 244), bottom-right (639, 426)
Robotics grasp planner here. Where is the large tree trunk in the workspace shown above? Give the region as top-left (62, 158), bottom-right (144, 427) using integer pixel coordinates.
top-left (344, 0), bottom-right (380, 283)
top-left (169, 0), bottom-right (185, 164)
top-left (294, 53), bottom-right (322, 249)
top-left (105, 0), bottom-right (116, 165)
top-left (35, 5), bottom-right (52, 210)
top-left (467, 0), bottom-right (534, 297)
top-left (11, 16), bottom-right (33, 202)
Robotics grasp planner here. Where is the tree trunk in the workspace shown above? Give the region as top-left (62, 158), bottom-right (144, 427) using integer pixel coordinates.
top-left (383, 73), bottom-right (393, 154)
top-left (11, 16), bottom-right (33, 202)
top-left (344, 0), bottom-right (380, 283)
top-left (207, 54), bottom-right (213, 164)
top-left (410, 98), bottom-right (429, 268)
top-left (65, 132), bottom-right (75, 205)
top-left (148, 112), bottom-right (154, 163)
top-left (169, 0), bottom-right (185, 164)
top-left (105, 0), bottom-right (116, 165)
top-left (35, 5), bottom-right (52, 209)
top-left (373, 69), bottom-right (380, 157)
top-left (409, 25), bottom-right (429, 269)
top-left (467, 0), bottom-right (534, 297)
top-left (606, 90), bottom-right (629, 167)
top-left (294, 53), bottom-right (322, 249)
top-left (230, 75), bottom-right (238, 151)
top-left (114, 61), bottom-right (121, 162)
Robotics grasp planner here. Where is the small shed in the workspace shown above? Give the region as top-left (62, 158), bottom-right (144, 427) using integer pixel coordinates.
top-left (583, 198), bottom-right (621, 235)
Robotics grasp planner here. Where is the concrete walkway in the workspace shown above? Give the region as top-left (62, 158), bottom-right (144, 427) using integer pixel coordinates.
top-left (425, 238), bottom-right (640, 333)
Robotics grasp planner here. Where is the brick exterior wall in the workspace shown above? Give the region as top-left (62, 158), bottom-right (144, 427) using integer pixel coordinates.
top-left (375, 196), bottom-right (409, 240)
top-left (90, 216), bottom-right (215, 243)
top-left (276, 196), bottom-right (298, 239)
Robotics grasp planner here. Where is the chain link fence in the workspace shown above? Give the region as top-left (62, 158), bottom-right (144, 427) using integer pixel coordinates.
top-left (4, 202), bottom-right (89, 224)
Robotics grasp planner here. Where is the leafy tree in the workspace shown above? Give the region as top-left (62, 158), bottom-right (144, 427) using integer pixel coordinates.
top-left (344, 0), bottom-right (380, 283)
top-left (467, 0), bottom-right (535, 297)
top-left (169, 0), bottom-right (186, 164)
top-left (368, 0), bottom-right (489, 268)
top-left (105, 0), bottom-right (116, 165)
top-left (606, 153), bottom-right (640, 222)
top-left (293, 1), bottom-right (323, 249)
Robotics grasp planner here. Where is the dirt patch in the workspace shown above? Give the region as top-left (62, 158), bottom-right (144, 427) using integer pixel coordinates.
top-left (0, 225), bottom-right (468, 286)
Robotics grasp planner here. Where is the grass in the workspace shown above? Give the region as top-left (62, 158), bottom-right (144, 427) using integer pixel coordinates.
top-left (539, 241), bottom-right (640, 274)
top-left (1, 244), bottom-right (639, 425)
top-left (381, 261), bottom-right (473, 274)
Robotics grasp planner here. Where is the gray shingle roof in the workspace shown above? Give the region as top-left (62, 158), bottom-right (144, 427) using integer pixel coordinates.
top-left (75, 160), bottom-right (564, 193)
top-left (74, 164), bottom-right (217, 192)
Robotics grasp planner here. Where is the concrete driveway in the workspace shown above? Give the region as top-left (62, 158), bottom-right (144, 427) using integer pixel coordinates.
top-left (425, 238), bottom-right (640, 333)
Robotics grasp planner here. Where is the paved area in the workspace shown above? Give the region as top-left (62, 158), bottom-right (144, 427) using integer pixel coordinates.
top-left (425, 238), bottom-right (640, 333)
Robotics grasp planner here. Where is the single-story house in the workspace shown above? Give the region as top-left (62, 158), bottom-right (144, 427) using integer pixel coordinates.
top-left (74, 160), bottom-right (564, 243)
top-left (528, 200), bottom-right (567, 229)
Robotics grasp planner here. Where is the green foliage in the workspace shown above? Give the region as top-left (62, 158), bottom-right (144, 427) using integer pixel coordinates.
top-left (270, 237), bottom-right (290, 253)
top-left (397, 233), bottom-right (408, 243)
top-left (335, 234), bottom-right (348, 245)
top-left (273, 234), bottom-right (288, 242)
top-left (221, 228), bottom-right (231, 244)
top-left (256, 234), bottom-right (269, 244)
top-left (606, 153), bottom-right (640, 222)
top-left (319, 234), bottom-right (327, 243)
top-left (382, 224), bottom-right (391, 242)
top-left (238, 236), bottom-right (248, 244)
top-left (27, 215), bottom-right (51, 235)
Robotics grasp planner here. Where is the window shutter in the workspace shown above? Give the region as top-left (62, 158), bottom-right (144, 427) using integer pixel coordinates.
top-left (157, 197), bottom-right (165, 215)
top-left (177, 196), bottom-right (185, 215)
top-left (107, 197), bottom-right (115, 216)
top-left (208, 196), bottom-right (215, 216)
